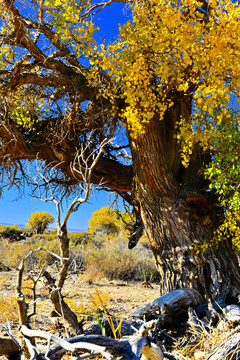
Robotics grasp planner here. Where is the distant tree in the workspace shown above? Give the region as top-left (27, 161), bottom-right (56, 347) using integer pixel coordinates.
top-left (88, 207), bottom-right (121, 237)
top-left (26, 211), bottom-right (54, 234)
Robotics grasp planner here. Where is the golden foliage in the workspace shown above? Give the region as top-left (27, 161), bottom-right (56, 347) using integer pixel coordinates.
top-left (88, 0), bottom-right (240, 139)
top-left (26, 211), bottom-right (55, 234)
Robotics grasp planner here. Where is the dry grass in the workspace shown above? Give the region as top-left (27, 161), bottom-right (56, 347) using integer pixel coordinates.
top-left (0, 236), bottom-right (60, 270)
top-left (0, 294), bottom-right (19, 323)
top-left (84, 236), bottom-right (158, 282)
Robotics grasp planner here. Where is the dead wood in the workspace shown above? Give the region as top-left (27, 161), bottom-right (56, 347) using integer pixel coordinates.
top-left (193, 301), bottom-right (226, 318)
top-left (20, 320), bottom-right (164, 360)
top-left (16, 259), bottom-right (29, 326)
top-left (132, 288), bottom-right (204, 321)
top-left (206, 328), bottom-right (240, 360)
top-left (83, 318), bottom-right (144, 337)
top-left (13, 265), bottom-right (235, 360)
top-left (42, 269), bottom-right (81, 335)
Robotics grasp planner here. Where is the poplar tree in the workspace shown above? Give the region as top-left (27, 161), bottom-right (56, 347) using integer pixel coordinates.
top-left (0, 0), bottom-right (239, 300)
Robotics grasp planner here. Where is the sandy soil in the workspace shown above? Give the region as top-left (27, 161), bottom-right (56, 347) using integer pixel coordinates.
top-left (0, 269), bottom-right (160, 324)
top-left (0, 270), bottom-right (234, 360)
top-left (0, 270), bottom-right (162, 358)
top-left (64, 276), bottom-right (159, 315)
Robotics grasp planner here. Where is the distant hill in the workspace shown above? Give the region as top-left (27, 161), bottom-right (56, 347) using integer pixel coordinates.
top-left (67, 228), bottom-right (87, 233)
top-left (0, 223), bottom-right (86, 233)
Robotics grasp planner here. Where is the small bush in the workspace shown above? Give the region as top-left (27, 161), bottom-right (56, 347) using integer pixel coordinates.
top-left (69, 232), bottom-right (91, 246)
top-left (25, 236), bottom-right (60, 269)
top-left (0, 224), bottom-right (22, 240)
top-left (0, 224), bottom-right (19, 234)
top-left (44, 229), bottom-right (57, 241)
top-left (0, 235), bottom-right (60, 270)
top-left (0, 238), bottom-right (30, 268)
top-left (85, 243), bottom-right (158, 281)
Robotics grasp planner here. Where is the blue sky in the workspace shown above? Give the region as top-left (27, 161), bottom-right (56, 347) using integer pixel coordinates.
top-left (0, 186), bottom-right (114, 231)
top-left (0, 2), bottom-right (131, 231)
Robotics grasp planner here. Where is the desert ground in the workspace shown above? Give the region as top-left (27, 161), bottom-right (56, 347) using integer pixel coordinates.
top-left (0, 268), bottom-right (159, 321)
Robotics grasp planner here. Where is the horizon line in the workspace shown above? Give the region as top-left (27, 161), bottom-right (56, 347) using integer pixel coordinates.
top-left (0, 222), bottom-right (87, 233)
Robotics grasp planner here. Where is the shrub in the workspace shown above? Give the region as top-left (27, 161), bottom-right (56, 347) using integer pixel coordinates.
top-left (0, 238), bottom-right (30, 268)
top-left (0, 224), bottom-right (22, 240)
top-left (24, 236), bottom-right (60, 269)
top-left (44, 228), bottom-right (58, 241)
top-left (0, 224), bottom-right (19, 234)
top-left (0, 294), bottom-right (19, 322)
top-left (85, 242), bottom-right (158, 281)
top-left (69, 232), bottom-right (91, 246)
top-left (0, 236), bottom-right (59, 270)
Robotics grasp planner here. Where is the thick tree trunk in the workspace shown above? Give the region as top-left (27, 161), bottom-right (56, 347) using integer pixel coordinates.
top-left (129, 97), bottom-right (240, 302)
top-left (145, 193), bottom-right (240, 301)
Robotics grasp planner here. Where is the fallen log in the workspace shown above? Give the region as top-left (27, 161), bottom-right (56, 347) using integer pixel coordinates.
top-left (47, 334), bottom-right (142, 359)
top-left (83, 318), bottom-right (144, 337)
top-left (132, 288), bottom-right (204, 321)
top-left (192, 301), bottom-right (226, 318)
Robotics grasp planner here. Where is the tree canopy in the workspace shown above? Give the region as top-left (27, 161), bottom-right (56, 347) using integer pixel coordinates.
top-left (0, 0), bottom-right (239, 276)
top-left (88, 206), bottom-right (134, 236)
top-left (26, 210), bottom-right (54, 234)
top-left (88, 206), bottom-right (120, 236)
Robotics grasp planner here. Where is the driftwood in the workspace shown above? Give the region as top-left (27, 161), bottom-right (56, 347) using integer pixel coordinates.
top-left (83, 318), bottom-right (144, 337)
top-left (21, 320), bottom-right (166, 360)
top-left (83, 289), bottom-right (204, 337)
top-left (206, 329), bottom-right (240, 360)
top-left (132, 288), bottom-right (204, 321)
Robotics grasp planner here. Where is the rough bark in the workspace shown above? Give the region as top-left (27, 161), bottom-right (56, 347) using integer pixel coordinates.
top-left (129, 97), bottom-right (240, 302)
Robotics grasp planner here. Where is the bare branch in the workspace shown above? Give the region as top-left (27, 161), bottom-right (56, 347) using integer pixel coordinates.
top-left (24, 246), bottom-right (69, 262)
top-left (80, 0), bottom-right (114, 19)
top-left (61, 136), bottom-right (112, 228)
top-left (27, 136), bottom-right (112, 333)
top-left (41, 320), bottom-right (164, 360)
top-left (21, 325), bottom-right (113, 360)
